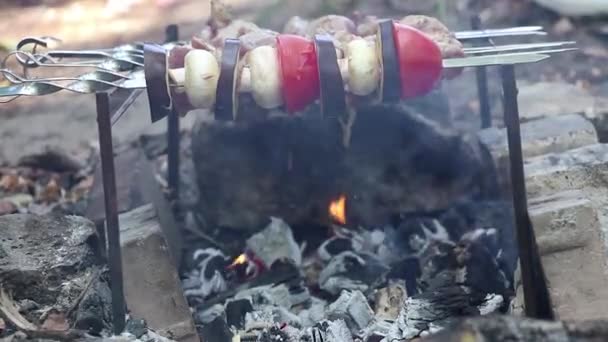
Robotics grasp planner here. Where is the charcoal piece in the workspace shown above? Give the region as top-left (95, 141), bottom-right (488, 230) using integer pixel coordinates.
top-left (382, 226), bottom-right (511, 340)
top-left (73, 271), bottom-right (112, 335)
top-left (326, 290), bottom-right (374, 333)
top-left (298, 297), bottom-right (328, 328)
top-left (257, 326), bottom-right (292, 342)
top-left (385, 285), bottom-right (482, 340)
top-left (318, 237), bottom-right (354, 262)
top-left (195, 304), bottom-right (225, 325)
top-left (246, 217), bottom-right (302, 267)
top-left (319, 251), bottom-right (390, 296)
top-left (225, 298), bottom-right (253, 330)
top-left (201, 316), bottom-right (233, 342)
top-left (181, 248), bottom-right (228, 300)
top-left (191, 103), bottom-right (498, 231)
top-left (419, 316), bottom-right (608, 342)
top-left (320, 320), bottom-right (355, 342)
top-left (125, 318), bottom-right (147, 338)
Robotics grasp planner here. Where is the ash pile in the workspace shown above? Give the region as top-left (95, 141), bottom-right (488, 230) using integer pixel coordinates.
top-left (179, 200), bottom-right (516, 342)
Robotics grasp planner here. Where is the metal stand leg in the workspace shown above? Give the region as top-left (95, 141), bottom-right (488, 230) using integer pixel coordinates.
top-left (472, 16), bottom-right (492, 129)
top-left (501, 65), bottom-right (554, 320)
top-left (165, 24), bottom-right (180, 202)
top-left (96, 92), bottom-right (126, 334)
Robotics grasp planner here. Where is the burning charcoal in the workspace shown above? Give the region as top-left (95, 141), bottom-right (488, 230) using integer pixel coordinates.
top-left (326, 290), bottom-right (374, 334)
top-left (246, 217), bottom-right (302, 268)
top-left (201, 316), bottom-right (233, 342)
top-left (226, 298), bottom-right (254, 330)
top-left (318, 251), bottom-right (390, 296)
top-left (182, 248), bottom-right (229, 300)
top-left (374, 282), bottom-right (407, 321)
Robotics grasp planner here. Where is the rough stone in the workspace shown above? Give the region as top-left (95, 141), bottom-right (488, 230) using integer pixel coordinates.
top-left (119, 204), bottom-right (199, 342)
top-left (512, 190), bottom-right (608, 321)
top-left (191, 104), bottom-right (498, 231)
top-left (0, 214), bottom-right (102, 310)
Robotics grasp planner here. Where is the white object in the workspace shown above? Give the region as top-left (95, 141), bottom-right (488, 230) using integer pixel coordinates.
top-left (184, 49), bottom-right (220, 109)
top-left (345, 38), bottom-right (381, 96)
top-left (247, 46), bottom-right (284, 109)
top-left (533, 0), bottom-right (608, 16)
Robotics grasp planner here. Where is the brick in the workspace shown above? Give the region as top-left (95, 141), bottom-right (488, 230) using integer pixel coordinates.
top-left (529, 191), bottom-right (595, 255)
top-left (479, 115), bottom-right (597, 192)
top-left (479, 114), bottom-right (597, 162)
top-left (524, 144), bottom-right (608, 197)
top-left (119, 204), bottom-right (199, 342)
top-left (512, 190), bottom-right (608, 320)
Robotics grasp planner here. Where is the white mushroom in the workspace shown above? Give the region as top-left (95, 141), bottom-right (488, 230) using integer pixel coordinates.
top-left (184, 49), bottom-right (220, 109)
top-left (345, 38), bottom-right (380, 96)
top-left (247, 45), bottom-right (283, 109)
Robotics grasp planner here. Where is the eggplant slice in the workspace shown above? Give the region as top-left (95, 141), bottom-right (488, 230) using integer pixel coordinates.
top-left (144, 43), bottom-right (172, 123)
top-left (215, 39), bottom-right (242, 121)
top-left (314, 35), bottom-right (347, 120)
top-left (377, 20), bottom-right (402, 103)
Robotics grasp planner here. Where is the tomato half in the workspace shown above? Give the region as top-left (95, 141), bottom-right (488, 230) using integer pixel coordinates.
top-left (276, 35), bottom-right (321, 113)
top-left (392, 23), bottom-right (443, 99)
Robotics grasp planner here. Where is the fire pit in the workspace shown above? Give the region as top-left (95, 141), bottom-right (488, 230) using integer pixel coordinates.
top-left (0, 4), bottom-right (577, 341)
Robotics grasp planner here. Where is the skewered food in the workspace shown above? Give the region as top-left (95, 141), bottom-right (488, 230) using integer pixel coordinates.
top-left (169, 20), bottom-right (446, 119)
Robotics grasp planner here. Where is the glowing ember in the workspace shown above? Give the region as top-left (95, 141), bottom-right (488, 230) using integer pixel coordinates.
top-left (229, 253), bottom-right (248, 268)
top-left (329, 195), bottom-right (347, 225)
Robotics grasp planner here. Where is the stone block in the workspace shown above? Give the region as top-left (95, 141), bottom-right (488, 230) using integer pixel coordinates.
top-left (119, 204), bottom-right (199, 342)
top-left (529, 190), bottom-right (595, 255)
top-left (524, 144), bottom-right (608, 197)
top-left (512, 190), bottom-right (608, 320)
top-left (478, 114), bottom-right (597, 162)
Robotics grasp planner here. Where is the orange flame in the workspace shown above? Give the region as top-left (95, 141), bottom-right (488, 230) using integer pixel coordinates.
top-left (329, 195), bottom-right (347, 225)
top-left (229, 253), bottom-right (248, 268)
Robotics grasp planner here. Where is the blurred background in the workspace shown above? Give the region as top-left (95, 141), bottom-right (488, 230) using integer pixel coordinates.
top-left (0, 0), bottom-right (607, 164)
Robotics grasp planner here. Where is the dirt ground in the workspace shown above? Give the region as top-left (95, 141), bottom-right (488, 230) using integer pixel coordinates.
top-left (1, 0), bottom-right (607, 165)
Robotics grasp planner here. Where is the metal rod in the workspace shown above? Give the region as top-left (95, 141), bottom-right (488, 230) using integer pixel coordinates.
top-left (95, 92), bottom-right (127, 334)
top-left (501, 65), bottom-right (554, 319)
top-left (471, 16), bottom-right (492, 129)
top-left (165, 24), bottom-right (180, 201)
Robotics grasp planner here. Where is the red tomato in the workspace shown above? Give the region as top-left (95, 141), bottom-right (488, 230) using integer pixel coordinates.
top-left (276, 35), bottom-right (321, 113)
top-left (392, 23), bottom-right (443, 99)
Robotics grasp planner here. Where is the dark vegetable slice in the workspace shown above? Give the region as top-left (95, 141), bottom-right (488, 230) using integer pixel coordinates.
top-left (376, 20), bottom-right (402, 103)
top-left (314, 35), bottom-right (346, 120)
top-left (144, 43), bottom-right (172, 122)
top-left (215, 39), bottom-right (242, 121)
